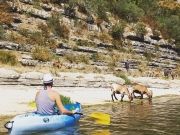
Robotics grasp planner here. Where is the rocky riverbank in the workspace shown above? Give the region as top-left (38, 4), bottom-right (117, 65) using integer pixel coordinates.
top-left (0, 68), bottom-right (180, 115)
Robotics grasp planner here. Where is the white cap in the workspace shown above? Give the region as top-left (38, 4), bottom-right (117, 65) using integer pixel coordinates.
top-left (43, 73), bottom-right (53, 84)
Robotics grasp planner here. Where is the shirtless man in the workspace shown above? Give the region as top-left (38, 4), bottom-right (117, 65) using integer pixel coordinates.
top-left (35, 74), bottom-right (77, 115)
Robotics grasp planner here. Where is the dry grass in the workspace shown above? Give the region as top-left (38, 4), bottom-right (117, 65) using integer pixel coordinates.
top-left (32, 46), bottom-right (53, 62)
top-left (98, 33), bottom-right (112, 43)
top-left (7, 31), bottom-right (27, 45)
top-left (0, 3), bottom-right (13, 25)
top-left (158, 0), bottom-right (180, 10)
top-left (0, 50), bottom-right (18, 66)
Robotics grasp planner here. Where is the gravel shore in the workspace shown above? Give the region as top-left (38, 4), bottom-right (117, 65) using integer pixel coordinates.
top-left (0, 81), bottom-right (180, 115)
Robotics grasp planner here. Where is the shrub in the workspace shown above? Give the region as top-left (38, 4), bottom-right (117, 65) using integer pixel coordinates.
top-left (161, 15), bottom-right (180, 42)
top-left (8, 31), bottom-right (27, 44)
top-left (19, 28), bottom-right (30, 38)
top-left (47, 13), bottom-right (70, 39)
top-left (111, 0), bottom-right (144, 22)
top-left (33, 0), bottom-right (42, 10)
top-left (77, 2), bottom-right (88, 14)
top-left (47, 39), bottom-right (58, 51)
top-left (91, 53), bottom-right (101, 62)
top-left (111, 22), bottom-right (125, 40)
top-left (108, 61), bottom-right (116, 70)
top-left (76, 40), bottom-right (89, 46)
top-left (65, 53), bottom-right (89, 64)
top-left (65, 54), bottom-right (77, 63)
top-left (0, 2), bottom-right (13, 25)
top-left (85, 0), bottom-right (109, 20)
top-left (77, 54), bottom-right (89, 64)
top-left (112, 40), bottom-right (126, 50)
top-left (108, 55), bottom-right (117, 70)
top-left (54, 95), bottom-right (73, 112)
top-left (38, 23), bottom-right (51, 38)
top-left (142, 16), bottom-right (159, 31)
top-left (29, 32), bottom-right (45, 46)
top-left (115, 72), bottom-right (131, 85)
top-left (136, 0), bottom-right (158, 15)
top-left (76, 39), bottom-right (96, 47)
top-left (32, 46), bottom-right (53, 62)
top-left (60, 95), bottom-right (73, 105)
top-left (57, 23), bottom-right (70, 39)
top-left (97, 5), bottom-right (109, 22)
top-left (143, 51), bottom-right (155, 61)
top-left (0, 50), bottom-right (18, 65)
top-left (19, 29), bottom-right (45, 46)
top-left (91, 53), bottom-right (109, 63)
top-left (0, 25), bottom-right (5, 39)
top-left (134, 22), bottom-right (147, 37)
top-left (98, 33), bottom-right (112, 43)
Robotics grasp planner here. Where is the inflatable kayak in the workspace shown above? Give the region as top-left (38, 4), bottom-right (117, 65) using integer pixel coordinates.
top-left (5, 102), bottom-right (82, 135)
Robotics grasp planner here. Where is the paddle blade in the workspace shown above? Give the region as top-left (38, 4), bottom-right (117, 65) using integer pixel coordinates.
top-left (89, 112), bottom-right (110, 125)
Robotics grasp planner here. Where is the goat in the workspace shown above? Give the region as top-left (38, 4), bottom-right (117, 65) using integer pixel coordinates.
top-left (111, 84), bottom-right (133, 102)
top-left (131, 84), bottom-right (153, 101)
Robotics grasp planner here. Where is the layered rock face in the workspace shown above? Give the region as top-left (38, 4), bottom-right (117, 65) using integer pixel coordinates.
top-left (0, 0), bottom-right (179, 77)
top-left (0, 68), bottom-right (124, 87)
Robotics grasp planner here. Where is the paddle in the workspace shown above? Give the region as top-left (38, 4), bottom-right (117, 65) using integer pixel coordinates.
top-left (74, 112), bottom-right (110, 125)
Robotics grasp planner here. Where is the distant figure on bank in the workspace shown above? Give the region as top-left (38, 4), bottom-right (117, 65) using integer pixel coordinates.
top-left (125, 60), bottom-right (130, 72)
top-left (164, 68), bottom-right (168, 78)
top-left (86, 15), bottom-right (94, 31)
top-left (164, 68), bottom-right (172, 79)
top-left (35, 74), bottom-right (76, 115)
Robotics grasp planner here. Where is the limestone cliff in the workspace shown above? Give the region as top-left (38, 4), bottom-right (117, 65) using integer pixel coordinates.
top-left (0, 0), bottom-right (179, 78)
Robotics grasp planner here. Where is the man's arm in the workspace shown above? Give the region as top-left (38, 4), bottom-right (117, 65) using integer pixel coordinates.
top-left (35, 90), bottom-right (40, 101)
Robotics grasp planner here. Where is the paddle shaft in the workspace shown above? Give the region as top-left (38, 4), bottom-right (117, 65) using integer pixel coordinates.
top-left (74, 112), bottom-right (110, 125)
top-left (74, 112), bottom-right (83, 115)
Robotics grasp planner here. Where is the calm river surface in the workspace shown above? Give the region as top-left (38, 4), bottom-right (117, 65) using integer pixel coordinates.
top-left (1, 95), bottom-right (180, 135)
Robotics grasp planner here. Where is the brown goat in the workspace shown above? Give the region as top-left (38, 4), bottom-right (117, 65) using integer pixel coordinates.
top-left (132, 84), bottom-right (153, 100)
top-left (111, 84), bottom-right (133, 102)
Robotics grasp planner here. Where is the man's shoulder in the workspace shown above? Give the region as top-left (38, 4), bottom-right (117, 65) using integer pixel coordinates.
top-left (50, 90), bottom-right (59, 95)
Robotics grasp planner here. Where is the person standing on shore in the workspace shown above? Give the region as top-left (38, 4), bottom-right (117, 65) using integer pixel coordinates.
top-left (35, 73), bottom-right (76, 115)
top-left (125, 60), bottom-right (130, 72)
top-left (86, 15), bottom-right (94, 31)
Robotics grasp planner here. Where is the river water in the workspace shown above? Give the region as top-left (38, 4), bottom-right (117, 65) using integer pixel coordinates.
top-left (1, 96), bottom-right (180, 135)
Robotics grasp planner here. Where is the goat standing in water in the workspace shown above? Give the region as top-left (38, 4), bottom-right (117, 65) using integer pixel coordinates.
top-left (132, 84), bottom-right (153, 101)
top-left (111, 84), bottom-right (133, 102)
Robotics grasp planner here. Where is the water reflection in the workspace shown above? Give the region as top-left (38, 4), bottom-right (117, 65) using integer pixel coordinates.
top-left (1, 96), bottom-right (180, 135)
top-left (90, 130), bottom-right (110, 135)
top-left (32, 126), bottom-right (80, 135)
top-left (111, 100), bottom-right (152, 120)
top-left (109, 96), bottom-right (180, 135)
